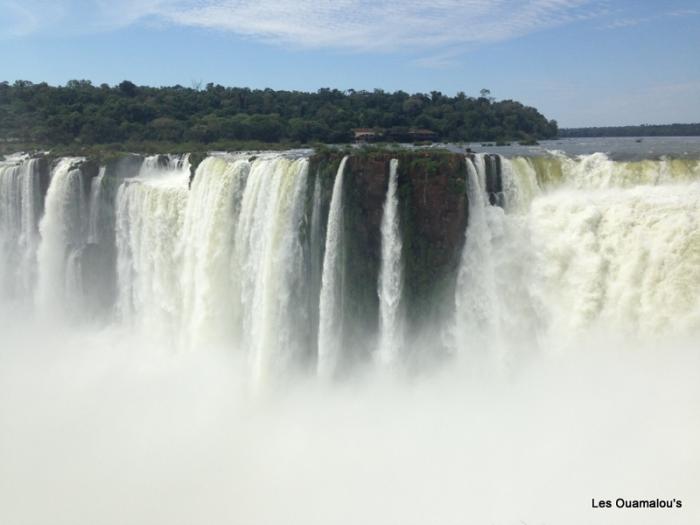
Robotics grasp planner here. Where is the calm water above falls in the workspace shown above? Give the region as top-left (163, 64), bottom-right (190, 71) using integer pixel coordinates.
top-left (453, 135), bottom-right (700, 159)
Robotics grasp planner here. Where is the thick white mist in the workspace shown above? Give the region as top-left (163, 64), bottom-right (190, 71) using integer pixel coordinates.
top-left (0, 310), bottom-right (698, 525)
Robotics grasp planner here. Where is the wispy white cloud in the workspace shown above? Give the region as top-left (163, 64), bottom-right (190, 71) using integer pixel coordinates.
top-left (605, 16), bottom-right (649, 29)
top-left (604, 6), bottom-right (700, 30)
top-left (668, 8), bottom-right (700, 17)
top-left (163, 0), bottom-right (604, 51)
top-left (0, 0), bottom-right (64, 37)
top-left (1, 0), bottom-right (606, 51)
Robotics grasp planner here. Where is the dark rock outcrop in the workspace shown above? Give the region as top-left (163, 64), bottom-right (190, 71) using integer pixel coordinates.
top-left (310, 149), bottom-right (468, 357)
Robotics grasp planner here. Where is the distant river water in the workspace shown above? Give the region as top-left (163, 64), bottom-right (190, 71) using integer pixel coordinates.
top-left (446, 135), bottom-right (700, 159)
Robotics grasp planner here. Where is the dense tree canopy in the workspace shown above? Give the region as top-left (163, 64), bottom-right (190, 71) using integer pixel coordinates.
top-left (0, 80), bottom-right (558, 145)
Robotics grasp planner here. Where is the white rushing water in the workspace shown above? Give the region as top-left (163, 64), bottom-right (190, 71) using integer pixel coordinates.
top-left (454, 157), bottom-right (500, 362)
top-left (453, 154), bottom-right (541, 369)
top-left (87, 167), bottom-right (105, 244)
top-left (115, 155), bottom-right (191, 339)
top-left (308, 173), bottom-right (325, 342)
top-left (181, 156), bottom-right (249, 348)
top-left (115, 153), bottom-right (311, 384)
top-left (2, 147), bottom-right (700, 525)
top-left (0, 157), bottom-right (42, 298)
top-left (35, 157), bottom-right (88, 316)
top-left (234, 155), bottom-right (309, 384)
top-left (2, 148), bottom-right (697, 363)
top-left (377, 158), bottom-right (403, 366)
top-left (529, 181), bottom-right (700, 340)
top-left (453, 152), bottom-right (700, 362)
top-left (317, 156), bottom-right (348, 378)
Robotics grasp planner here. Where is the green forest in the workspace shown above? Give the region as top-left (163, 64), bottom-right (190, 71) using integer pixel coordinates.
top-left (0, 80), bottom-right (557, 147)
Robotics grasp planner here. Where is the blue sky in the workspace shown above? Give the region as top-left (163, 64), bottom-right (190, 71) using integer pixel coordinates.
top-left (1, 0), bottom-right (699, 127)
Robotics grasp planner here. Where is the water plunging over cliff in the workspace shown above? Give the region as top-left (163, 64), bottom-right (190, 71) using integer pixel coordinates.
top-left (0, 157), bottom-right (42, 299)
top-left (0, 148), bottom-right (697, 373)
top-left (181, 156), bottom-right (249, 348)
top-left (317, 156), bottom-right (348, 378)
top-left (2, 145), bottom-right (700, 525)
top-left (36, 158), bottom-right (88, 316)
top-left (115, 155), bottom-right (191, 337)
top-left (234, 155), bottom-right (309, 383)
top-left (377, 158), bottom-right (403, 366)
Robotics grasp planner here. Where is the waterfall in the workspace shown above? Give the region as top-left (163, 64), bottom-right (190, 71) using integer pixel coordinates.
top-left (4, 147), bottom-right (700, 525)
top-left (234, 156), bottom-right (309, 384)
top-left (377, 158), bottom-right (403, 366)
top-left (115, 155), bottom-right (190, 337)
top-left (529, 179), bottom-right (700, 338)
top-left (454, 155), bottom-right (542, 363)
top-left (114, 152), bottom-right (311, 382)
top-left (180, 156), bottom-right (249, 348)
top-left (500, 157), bottom-right (541, 213)
top-left (1, 148), bottom-right (699, 374)
top-left (512, 152), bottom-right (700, 190)
top-left (35, 158), bottom-right (88, 316)
top-left (317, 156), bottom-right (349, 378)
top-left (87, 167), bottom-right (105, 244)
top-left (0, 157), bottom-right (42, 298)
top-left (454, 157), bottom-right (500, 360)
top-left (308, 173), bottom-right (325, 349)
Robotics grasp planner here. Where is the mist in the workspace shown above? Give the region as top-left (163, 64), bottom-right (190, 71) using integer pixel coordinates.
top-left (2, 150), bottom-right (699, 524)
top-left (1, 304), bottom-right (698, 525)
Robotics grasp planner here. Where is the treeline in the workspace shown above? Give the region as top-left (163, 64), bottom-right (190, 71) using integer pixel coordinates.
top-left (0, 80), bottom-right (557, 146)
top-left (560, 123), bottom-right (700, 138)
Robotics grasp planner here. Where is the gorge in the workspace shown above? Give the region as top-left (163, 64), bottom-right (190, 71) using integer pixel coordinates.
top-left (1, 145), bottom-right (699, 524)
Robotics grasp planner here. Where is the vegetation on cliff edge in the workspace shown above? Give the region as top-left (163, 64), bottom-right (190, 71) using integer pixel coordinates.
top-left (0, 80), bottom-right (558, 147)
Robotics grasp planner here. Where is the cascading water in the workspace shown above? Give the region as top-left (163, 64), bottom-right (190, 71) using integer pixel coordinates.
top-left (500, 156), bottom-right (541, 213)
top-left (0, 148), bottom-right (697, 367)
top-left (317, 156), bottom-right (348, 378)
top-left (114, 152), bottom-right (311, 384)
top-left (512, 152), bottom-right (700, 190)
top-left (307, 173), bottom-right (325, 350)
top-left (87, 167), bottom-right (105, 244)
top-left (453, 155), bottom-right (544, 366)
top-left (453, 151), bottom-right (700, 357)
top-left (454, 157), bottom-right (501, 362)
top-left (181, 155), bottom-right (249, 348)
top-left (2, 145), bottom-right (700, 525)
top-left (377, 158), bottom-right (403, 366)
top-left (0, 157), bottom-right (42, 298)
top-left (527, 173), bottom-right (700, 340)
top-left (234, 155), bottom-right (309, 384)
top-left (35, 158), bottom-right (88, 316)
top-left (115, 155), bottom-right (191, 339)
